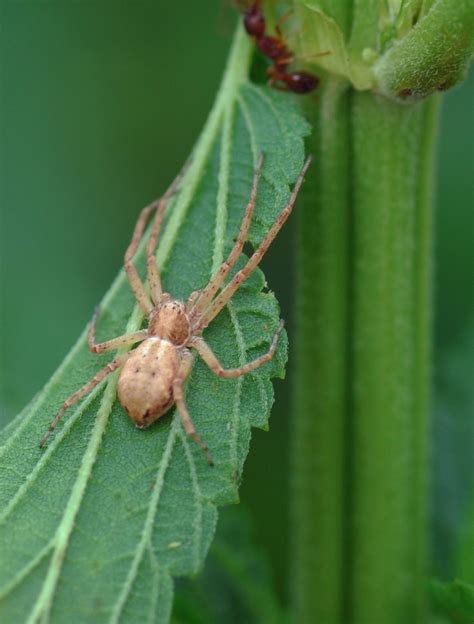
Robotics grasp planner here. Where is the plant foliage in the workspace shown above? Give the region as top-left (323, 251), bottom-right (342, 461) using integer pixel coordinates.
top-left (430, 579), bottom-right (474, 623)
top-left (0, 28), bottom-right (310, 623)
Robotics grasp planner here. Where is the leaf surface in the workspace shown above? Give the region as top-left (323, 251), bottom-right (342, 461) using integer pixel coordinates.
top-left (0, 27), bottom-right (310, 623)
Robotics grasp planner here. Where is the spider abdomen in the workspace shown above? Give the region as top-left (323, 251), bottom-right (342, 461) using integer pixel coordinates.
top-left (40, 155), bottom-right (309, 466)
top-left (117, 337), bottom-right (182, 429)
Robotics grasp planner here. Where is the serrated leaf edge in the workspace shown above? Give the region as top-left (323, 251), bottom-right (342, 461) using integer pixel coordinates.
top-left (8, 26), bottom-right (254, 623)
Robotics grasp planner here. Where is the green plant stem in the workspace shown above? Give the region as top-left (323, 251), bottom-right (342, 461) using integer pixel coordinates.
top-left (412, 94), bottom-right (439, 617)
top-left (349, 91), bottom-right (432, 624)
top-left (291, 85), bottom-right (439, 622)
top-left (291, 77), bottom-right (351, 624)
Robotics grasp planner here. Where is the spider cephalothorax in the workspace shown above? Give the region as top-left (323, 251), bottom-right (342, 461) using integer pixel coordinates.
top-left (148, 298), bottom-right (191, 345)
top-left (40, 153), bottom-right (311, 464)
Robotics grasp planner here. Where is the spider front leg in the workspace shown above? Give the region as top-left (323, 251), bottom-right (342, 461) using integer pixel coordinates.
top-left (124, 202), bottom-right (157, 316)
top-left (189, 153), bottom-right (264, 321)
top-left (189, 319), bottom-right (284, 378)
top-left (124, 160), bottom-right (189, 314)
top-left (145, 162), bottom-right (189, 303)
top-left (196, 155), bottom-right (312, 330)
top-left (39, 352), bottom-right (131, 447)
top-left (87, 307), bottom-right (148, 354)
top-left (173, 350), bottom-right (214, 465)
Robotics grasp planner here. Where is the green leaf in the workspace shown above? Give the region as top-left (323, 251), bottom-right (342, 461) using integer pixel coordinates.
top-left (0, 25), bottom-right (310, 623)
top-left (430, 579), bottom-right (474, 623)
top-left (172, 507), bottom-right (289, 624)
top-left (296, 2), bottom-right (371, 88)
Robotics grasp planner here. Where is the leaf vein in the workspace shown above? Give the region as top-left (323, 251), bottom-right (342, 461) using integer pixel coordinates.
top-left (25, 374), bottom-right (119, 624)
top-left (244, 83), bottom-right (292, 149)
top-left (0, 386), bottom-right (104, 525)
top-left (177, 430), bottom-right (204, 572)
top-left (108, 419), bottom-right (178, 624)
top-left (147, 546), bottom-right (161, 624)
top-left (0, 539), bottom-right (54, 601)
top-left (236, 92), bottom-right (259, 165)
top-left (212, 101), bottom-right (235, 275)
top-left (226, 303), bottom-right (247, 469)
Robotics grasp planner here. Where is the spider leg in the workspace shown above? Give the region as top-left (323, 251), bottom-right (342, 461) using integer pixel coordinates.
top-left (87, 307), bottom-right (148, 354)
top-left (124, 160), bottom-right (190, 314)
top-left (173, 351), bottom-right (213, 465)
top-left (196, 156), bottom-right (312, 330)
top-left (124, 202), bottom-right (158, 315)
top-left (146, 161), bottom-right (190, 303)
top-left (39, 352), bottom-right (130, 448)
top-left (189, 319), bottom-right (284, 378)
top-left (189, 153), bottom-right (264, 320)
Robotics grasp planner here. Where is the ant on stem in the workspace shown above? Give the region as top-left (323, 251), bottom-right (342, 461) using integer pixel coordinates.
top-left (242, 0), bottom-right (320, 94)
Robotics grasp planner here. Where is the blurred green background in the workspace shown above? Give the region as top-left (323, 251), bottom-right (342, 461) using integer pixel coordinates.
top-left (1, 0), bottom-right (472, 603)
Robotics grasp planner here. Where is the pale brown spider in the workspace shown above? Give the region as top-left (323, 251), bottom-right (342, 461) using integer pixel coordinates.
top-left (40, 153), bottom-right (311, 464)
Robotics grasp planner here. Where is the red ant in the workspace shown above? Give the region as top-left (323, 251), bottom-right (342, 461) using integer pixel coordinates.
top-left (242, 0), bottom-right (319, 94)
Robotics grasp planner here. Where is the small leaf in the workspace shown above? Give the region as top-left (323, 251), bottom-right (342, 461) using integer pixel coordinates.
top-left (296, 2), bottom-right (367, 87)
top-left (0, 26), bottom-right (310, 623)
top-left (430, 579), bottom-right (474, 623)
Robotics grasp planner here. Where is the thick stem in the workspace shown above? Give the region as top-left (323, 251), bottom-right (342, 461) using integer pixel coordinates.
top-left (290, 86), bottom-right (438, 622)
top-left (349, 92), bottom-right (431, 624)
top-left (412, 95), bottom-right (439, 618)
top-left (291, 77), bottom-right (351, 624)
